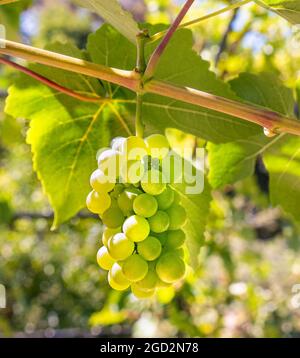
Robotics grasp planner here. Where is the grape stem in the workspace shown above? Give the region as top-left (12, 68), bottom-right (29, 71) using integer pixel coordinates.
top-left (143, 0), bottom-right (195, 82)
top-left (1, 40), bottom-right (300, 136)
top-left (135, 30), bottom-right (149, 138)
top-left (0, 57), bottom-right (103, 103)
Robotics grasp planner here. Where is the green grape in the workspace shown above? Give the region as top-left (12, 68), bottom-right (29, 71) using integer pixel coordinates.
top-left (102, 227), bottom-right (120, 247)
top-left (133, 193), bottom-right (158, 218)
top-left (90, 168), bottom-right (115, 193)
top-left (98, 149), bottom-right (121, 179)
top-left (135, 270), bottom-right (158, 291)
top-left (155, 232), bottom-right (168, 246)
top-left (97, 246), bottom-right (115, 270)
top-left (148, 210), bottom-right (170, 233)
top-left (141, 169), bottom-right (166, 196)
top-left (131, 284), bottom-right (155, 299)
top-left (145, 134), bottom-right (170, 159)
top-left (108, 270), bottom-right (130, 291)
top-left (137, 236), bottom-right (162, 261)
top-left (122, 254), bottom-right (148, 282)
top-left (161, 153), bottom-right (184, 183)
top-left (111, 136), bottom-right (125, 152)
top-left (165, 230), bottom-right (185, 249)
top-left (123, 215), bottom-right (150, 242)
top-left (121, 136), bottom-right (148, 160)
top-left (173, 191), bottom-right (181, 204)
top-left (110, 262), bottom-right (131, 286)
top-left (101, 206), bottom-right (124, 228)
top-left (156, 186), bottom-right (175, 210)
top-left (108, 233), bottom-right (134, 260)
top-left (86, 190), bottom-right (111, 215)
top-left (117, 188), bottom-right (140, 216)
top-left (156, 253), bottom-right (185, 283)
top-left (166, 204), bottom-right (187, 230)
top-left (120, 159), bottom-right (145, 184)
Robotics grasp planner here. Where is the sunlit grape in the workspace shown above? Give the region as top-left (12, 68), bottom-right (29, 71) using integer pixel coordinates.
top-left (122, 254), bottom-right (148, 282)
top-left (102, 206), bottom-right (125, 228)
top-left (135, 270), bottom-right (158, 291)
top-left (141, 169), bottom-right (166, 196)
top-left (98, 149), bottom-right (121, 179)
top-left (156, 186), bottom-right (175, 210)
top-left (145, 134), bottom-right (169, 159)
top-left (108, 233), bottom-right (134, 260)
top-left (123, 215), bottom-right (150, 242)
top-left (156, 253), bottom-right (185, 283)
top-left (148, 210), bottom-right (170, 233)
top-left (86, 190), bottom-right (111, 214)
top-left (120, 159), bottom-right (145, 184)
top-left (90, 168), bottom-right (115, 193)
top-left (110, 262), bottom-right (131, 286)
top-left (133, 193), bottom-right (158, 218)
top-left (165, 229), bottom-right (185, 249)
top-left (111, 136), bottom-right (126, 152)
top-left (117, 188), bottom-right (140, 216)
top-left (102, 227), bottom-right (120, 247)
top-left (131, 284), bottom-right (155, 299)
top-left (137, 236), bottom-right (162, 261)
top-left (97, 246), bottom-right (115, 270)
top-left (121, 136), bottom-right (148, 160)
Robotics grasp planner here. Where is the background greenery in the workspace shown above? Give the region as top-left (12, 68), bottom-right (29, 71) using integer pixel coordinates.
top-left (1, 0), bottom-right (300, 337)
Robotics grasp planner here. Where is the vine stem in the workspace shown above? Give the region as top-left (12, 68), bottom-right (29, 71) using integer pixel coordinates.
top-left (148, 0), bottom-right (252, 43)
top-left (135, 30), bottom-right (148, 138)
top-left (0, 57), bottom-right (102, 103)
top-left (1, 39), bottom-right (300, 136)
top-left (144, 0), bottom-right (195, 81)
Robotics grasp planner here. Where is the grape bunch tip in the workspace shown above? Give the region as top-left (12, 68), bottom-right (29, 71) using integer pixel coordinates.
top-left (87, 134), bottom-right (188, 299)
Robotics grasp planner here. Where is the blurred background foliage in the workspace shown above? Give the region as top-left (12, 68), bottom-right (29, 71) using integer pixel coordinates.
top-left (1, 0), bottom-right (300, 338)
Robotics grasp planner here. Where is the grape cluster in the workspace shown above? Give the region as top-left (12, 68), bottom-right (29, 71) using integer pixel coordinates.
top-left (86, 134), bottom-right (187, 299)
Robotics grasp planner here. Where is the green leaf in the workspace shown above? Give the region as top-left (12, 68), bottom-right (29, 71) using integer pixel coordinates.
top-left (208, 72), bottom-right (300, 222)
top-left (88, 25), bottom-right (260, 143)
top-left (5, 43), bottom-right (111, 228)
top-left (73, 0), bottom-right (139, 44)
top-left (256, 0), bottom-right (300, 24)
top-left (170, 154), bottom-right (212, 269)
top-left (208, 72), bottom-right (295, 188)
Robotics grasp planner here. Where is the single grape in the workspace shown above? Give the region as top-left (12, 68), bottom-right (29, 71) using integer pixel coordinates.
top-left (122, 254), bottom-right (148, 282)
top-left (133, 193), bottom-right (158, 218)
top-left (102, 227), bottom-right (120, 247)
top-left (141, 169), bottom-right (166, 196)
top-left (111, 137), bottom-right (126, 152)
top-left (131, 284), bottom-right (155, 299)
top-left (86, 190), bottom-right (111, 215)
top-left (120, 159), bottom-right (145, 184)
top-left (156, 278), bottom-right (172, 288)
top-left (96, 147), bottom-right (110, 161)
top-left (90, 168), bottom-right (115, 193)
top-left (135, 270), bottom-right (158, 291)
top-left (108, 233), bottom-right (134, 261)
top-left (98, 149), bottom-right (121, 179)
top-left (137, 236), bottom-right (162, 261)
top-left (123, 215), bottom-right (150, 242)
top-left (108, 270), bottom-right (130, 291)
top-left (156, 186), bottom-right (175, 210)
top-left (162, 247), bottom-right (184, 259)
top-left (101, 206), bottom-right (124, 228)
top-left (166, 204), bottom-right (187, 230)
top-left (156, 253), bottom-right (185, 283)
top-left (148, 210), bottom-right (170, 233)
top-left (144, 134), bottom-right (170, 159)
top-left (110, 262), bottom-right (131, 286)
top-left (121, 136), bottom-right (148, 160)
top-left (117, 188), bottom-right (140, 216)
top-left (165, 229), bottom-right (185, 249)
top-left (97, 246), bottom-right (115, 270)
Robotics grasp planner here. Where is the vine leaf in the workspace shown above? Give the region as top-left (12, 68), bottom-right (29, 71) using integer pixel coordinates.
top-left (208, 72), bottom-right (300, 221)
top-left (88, 25), bottom-right (260, 143)
top-left (256, 0), bottom-right (300, 24)
top-left (4, 43), bottom-right (112, 228)
top-left (170, 153), bottom-right (212, 269)
top-left (73, 0), bottom-right (139, 44)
